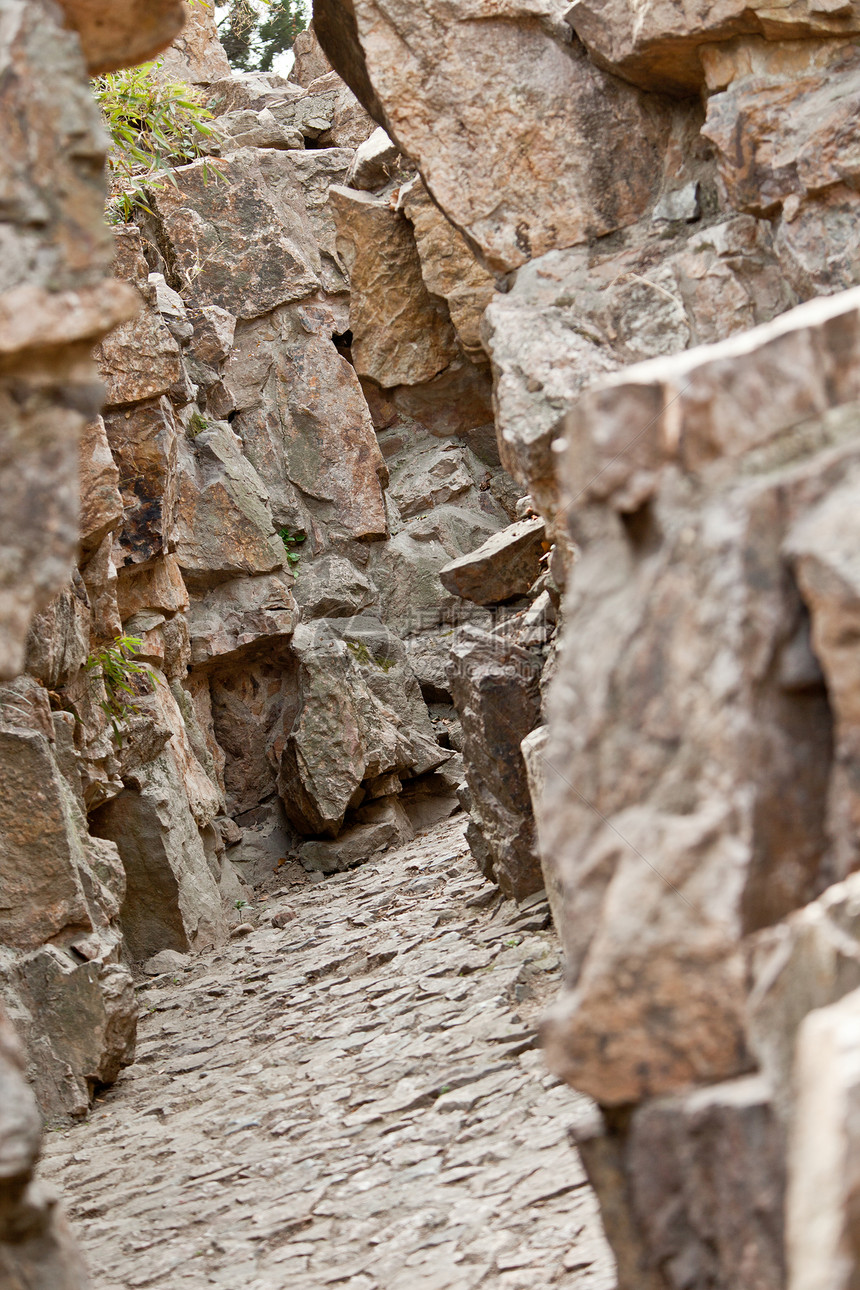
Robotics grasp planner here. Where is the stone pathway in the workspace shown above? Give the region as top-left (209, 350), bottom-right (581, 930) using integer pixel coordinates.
top-left (41, 815), bottom-right (616, 1290)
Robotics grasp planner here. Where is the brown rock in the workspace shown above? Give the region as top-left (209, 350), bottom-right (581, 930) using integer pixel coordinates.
top-left (330, 185), bottom-right (458, 387)
top-left (483, 214), bottom-right (794, 516)
top-left (171, 422), bottom-right (284, 590)
top-left (79, 415), bottom-right (122, 556)
top-left (0, 729), bottom-right (91, 952)
top-left (104, 397), bottom-right (180, 570)
top-left (399, 177), bottom-right (497, 362)
top-left (289, 23), bottom-right (333, 86)
top-left (566, 0), bottom-right (860, 94)
top-left (156, 0), bottom-right (231, 84)
top-left (787, 986), bottom-right (860, 1290)
top-left (56, 0), bottom-right (185, 75)
top-left (329, 1), bottom-right (680, 273)
top-left (116, 554), bottom-right (189, 622)
top-left (576, 1077), bottom-right (785, 1290)
top-left (94, 287), bottom-right (184, 408)
top-left (0, 1003), bottom-right (91, 1289)
top-left (449, 626), bottom-right (544, 901)
top-left (225, 302), bottom-right (388, 540)
top-left (209, 658), bottom-right (297, 815)
top-left (187, 572), bottom-right (298, 667)
top-left (538, 290), bottom-right (860, 1106)
top-left (80, 536), bottom-right (122, 646)
top-left (0, 0), bottom-right (137, 679)
top-left (148, 150), bottom-right (321, 320)
top-left (440, 517), bottom-right (547, 605)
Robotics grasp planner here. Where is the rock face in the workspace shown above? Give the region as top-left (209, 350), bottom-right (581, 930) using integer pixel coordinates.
top-left (0, 1003), bottom-right (91, 1289)
top-left (311, 1), bottom-right (860, 1285)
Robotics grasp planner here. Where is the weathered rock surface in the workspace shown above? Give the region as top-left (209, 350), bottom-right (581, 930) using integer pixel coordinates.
top-left (331, 185), bottom-right (458, 387)
top-left (441, 517), bottom-right (547, 606)
top-left (787, 986), bottom-right (860, 1290)
top-left (57, 0), bottom-right (185, 74)
top-left (324, 0), bottom-right (684, 273)
top-left (450, 626), bottom-right (545, 901)
top-left (0, 1002), bottom-right (90, 1289)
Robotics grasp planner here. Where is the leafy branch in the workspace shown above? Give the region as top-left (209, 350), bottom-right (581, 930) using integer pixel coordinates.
top-left (92, 60), bottom-right (224, 223)
top-left (85, 635), bottom-right (158, 745)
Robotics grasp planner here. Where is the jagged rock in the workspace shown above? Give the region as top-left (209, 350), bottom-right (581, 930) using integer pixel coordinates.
top-left (56, 0), bottom-right (185, 74)
top-left (0, 729), bottom-right (92, 952)
top-left (346, 125), bottom-right (401, 190)
top-left (786, 471), bottom-right (860, 880)
top-left (367, 505), bottom-right (503, 630)
top-left (567, 0), bottom-right (860, 95)
top-left (540, 291), bottom-right (860, 1108)
top-left (95, 283), bottom-right (184, 409)
top-left (331, 185), bottom-right (458, 387)
top-left (746, 872), bottom-right (860, 1121)
top-left (0, 0), bottom-right (138, 681)
top-left (24, 577), bottom-right (90, 690)
top-left (399, 177), bottom-right (496, 362)
top-left (325, 0), bottom-right (682, 273)
top-left (79, 416), bottom-right (123, 556)
top-left (267, 69), bottom-right (376, 149)
top-left (272, 621), bottom-right (443, 837)
top-left (90, 745), bottom-right (227, 962)
top-left (155, 0), bottom-right (231, 84)
top-left (290, 23), bottom-right (333, 87)
top-left (171, 421), bottom-right (284, 590)
top-left (292, 554), bottom-right (378, 619)
top-left (297, 797), bottom-right (414, 872)
top-left (8, 948), bottom-right (137, 1116)
top-left (787, 986), bottom-right (860, 1290)
top-left (449, 626), bottom-right (544, 900)
top-left (387, 441), bottom-right (506, 522)
top-left (217, 107), bottom-right (303, 151)
top-left (702, 41), bottom-right (860, 295)
top-left (187, 572), bottom-right (298, 666)
top-left (209, 659), bottom-right (298, 816)
top-left (229, 797), bottom-right (294, 885)
top-left (148, 149), bottom-right (321, 319)
top-left (0, 1003), bottom-right (90, 1287)
top-left (483, 215), bottom-right (795, 514)
top-left (223, 301), bottom-right (388, 541)
top-left (576, 1076), bottom-right (785, 1290)
top-left (80, 537), bottom-right (122, 646)
top-left (116, 554), bottom-right (189, 622)
top-left (440, 517), bottom-right (547, 605)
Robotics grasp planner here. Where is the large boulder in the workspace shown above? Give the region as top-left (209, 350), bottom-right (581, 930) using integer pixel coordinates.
top-left (56, 0), bottom-right (185, 74)
top-left (540, 288), bottom-right (860, 1108)
top-left (440, 517), bottom-right (547, 605)
top-left (318, 0), bottom-right (684, 273)
top-left (331, 184), bottom-right (458, 387)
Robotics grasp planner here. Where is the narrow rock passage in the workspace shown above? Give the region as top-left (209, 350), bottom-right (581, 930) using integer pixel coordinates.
top-left (40, 817), bottom-right (615, 1290)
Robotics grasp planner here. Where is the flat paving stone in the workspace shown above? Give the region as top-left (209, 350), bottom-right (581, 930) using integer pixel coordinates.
top-left (40, 814), bottom-right (617, 1290)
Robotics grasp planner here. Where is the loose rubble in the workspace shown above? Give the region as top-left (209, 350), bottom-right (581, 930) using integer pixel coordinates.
top-left (40, 817), bottom-right (615, 1290)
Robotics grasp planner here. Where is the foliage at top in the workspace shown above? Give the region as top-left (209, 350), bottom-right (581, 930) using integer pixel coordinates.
top-left (93, 60), bottom-right (221, 223)
top-left (219, 0), bottom-right (308, 72)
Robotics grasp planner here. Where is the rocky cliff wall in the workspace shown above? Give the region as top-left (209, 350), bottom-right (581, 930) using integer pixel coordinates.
top-left (7, 0), bottom-right (860, 1285)
top-left (0, 0), bottom-right (549, 1143)
top-left (309, 2), bottom-right (860, 1287)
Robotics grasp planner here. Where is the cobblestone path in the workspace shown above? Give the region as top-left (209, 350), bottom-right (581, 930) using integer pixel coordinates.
top-left (41, 816), bottom-right (616, 1290)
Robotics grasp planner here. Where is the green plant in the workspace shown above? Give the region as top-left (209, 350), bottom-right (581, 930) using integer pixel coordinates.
top-left (219, 0), bottom-right (308, 72)
top-left (187, 410), bottom-right (209, 438)
top-left (235, 899), bottom-right (247, 911)
top-left (345, 639), bottom-right (396, 673)
top-left (85, 634), bottom-right (156, 745)
top-left (278, 526), bottom-right (306, 567)
top-left (92, 60), bottom-right (223, 223)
